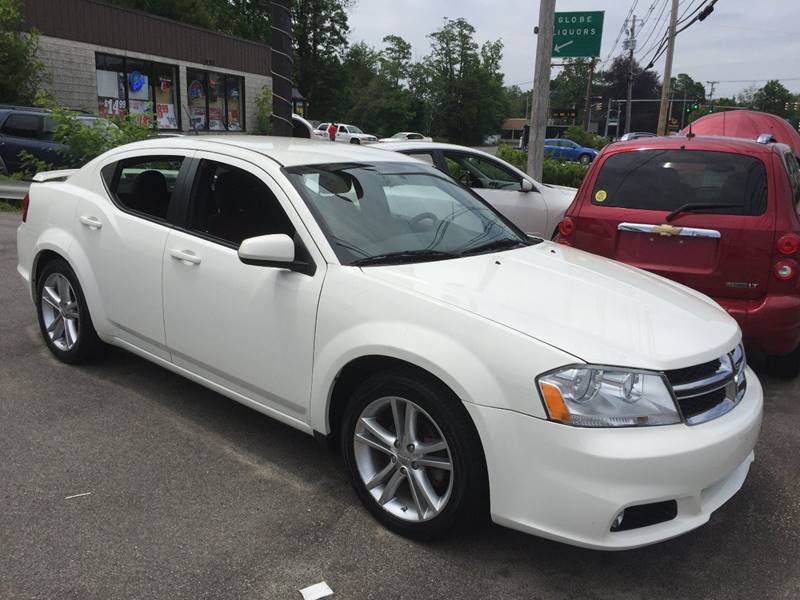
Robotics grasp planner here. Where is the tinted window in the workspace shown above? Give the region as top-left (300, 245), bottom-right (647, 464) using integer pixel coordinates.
top-left (2, 114), bottom-right (41, 138)
top-left (408, 133), bottom-right (423, 140)
top-left (188, 160), bottom-right (294, 247)
top-left (443, 152), bottom-right (520, 190)
top-left (783, 152), bottom-right (800, 213)
top-left (286, 162), bottom-right (526, 265)
top-left (103, 156), bottom-right (184, 220)
top-left (592, 150), bottom-right (768, 215)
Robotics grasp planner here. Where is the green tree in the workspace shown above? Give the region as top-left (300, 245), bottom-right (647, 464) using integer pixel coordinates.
top-left (292, 0), bottom-right (352, 119)
top-left (670, 73), bottom-right (706, 102)
top-left (0, 0), bottom-right (46, 105)
top-left (753, 80), bottom-right (794, 118)
top-left (550, 58), bottom-right (595, 121)
top-left (599, 56), bottom-right (661, 132)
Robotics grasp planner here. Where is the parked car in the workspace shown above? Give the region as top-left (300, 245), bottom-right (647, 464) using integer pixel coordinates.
top-left (619, 132), bottom-right (656, 142)
top-left (383, 141), bottom-right (575, 239)
top-left (544, 138), bottom-right (598, 164)
top-left (314, 122), bottom-right (378, 144)
top-left (558, 133), bottom-right (800, 375)
top-left (379, 132), bottom-right (433, 143)
top-left (17, 136), bottom-right (762, 549)
top-left (0, 106), bottom-right (109, 174)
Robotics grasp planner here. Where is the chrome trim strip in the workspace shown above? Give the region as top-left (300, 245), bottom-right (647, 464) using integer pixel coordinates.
top-left (618, 222), bottom-right (721, 239)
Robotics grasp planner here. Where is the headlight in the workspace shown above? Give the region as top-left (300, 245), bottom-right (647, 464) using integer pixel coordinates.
top-left (537, 366), bottom-right (680, 427)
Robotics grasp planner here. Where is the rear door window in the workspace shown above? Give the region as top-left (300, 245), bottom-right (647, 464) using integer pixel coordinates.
top-left (591, 149), bottom-right (768, 215)
top-left (101, 155), bottom-right (185, 221)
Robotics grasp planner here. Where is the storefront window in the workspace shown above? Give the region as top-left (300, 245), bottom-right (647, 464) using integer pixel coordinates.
top-left (226, 77), bottom-right (243, 131)
top-left (187, 69), bottom-right (207, 131)
top-left (154, 64), bottom-right (179, 130)
top-left (186, 69), bottom-right (245, 132)
top-left (96, 54), bottom-right (126, 118)
top-left (95, 53), bottom-right (179, 130)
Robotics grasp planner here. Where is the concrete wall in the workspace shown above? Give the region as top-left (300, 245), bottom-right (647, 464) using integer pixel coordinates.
top-left (36, 35), bottom-right (271, 133)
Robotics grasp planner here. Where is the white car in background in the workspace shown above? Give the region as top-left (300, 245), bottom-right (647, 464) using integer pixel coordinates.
top-left (384, 141), bottom-right (576, 239)
top-left (314, 122), bottom-right (378, 144)
top-left (380, 132), bottom-right (433, 143)
top-left (17, 136), bottom-right (762, 549)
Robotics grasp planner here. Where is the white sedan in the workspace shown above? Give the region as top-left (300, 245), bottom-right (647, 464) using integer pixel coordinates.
top-left (17, 136), bottom-right (762, 549)
top-left (379, 132), bottom-right (433, 143)
top-left (383, 142), bottom-right (576, 239)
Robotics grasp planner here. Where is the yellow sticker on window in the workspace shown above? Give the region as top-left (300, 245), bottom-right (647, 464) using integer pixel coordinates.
top-left (595, 190), bottom-right (607, 202)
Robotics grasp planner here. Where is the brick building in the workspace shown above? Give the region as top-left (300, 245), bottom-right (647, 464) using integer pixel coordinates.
top-left (21, 0), bottom-right (273, 133)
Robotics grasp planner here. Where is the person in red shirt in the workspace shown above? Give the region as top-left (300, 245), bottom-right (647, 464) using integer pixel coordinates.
top-left (327, 122), bottom-right (337, 142)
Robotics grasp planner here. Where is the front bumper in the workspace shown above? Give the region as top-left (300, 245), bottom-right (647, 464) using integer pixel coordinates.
top-left (465, 366), bottom-right (763, 550)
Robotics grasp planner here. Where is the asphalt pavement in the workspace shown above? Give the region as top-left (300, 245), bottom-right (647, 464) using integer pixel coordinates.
top-left (1, 211), bottom-right (798, 599)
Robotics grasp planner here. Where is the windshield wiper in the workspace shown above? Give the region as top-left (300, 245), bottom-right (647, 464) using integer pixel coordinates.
top-left (665, 202), bottom-right (742, 222)
top-left (459, 238), bottom-right (531, 256)
top-left (351, 249), bottom-right (458, 266)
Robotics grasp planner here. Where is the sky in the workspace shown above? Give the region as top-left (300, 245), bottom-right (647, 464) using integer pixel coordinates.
top-left (347, 0), bottom-right (800, 101)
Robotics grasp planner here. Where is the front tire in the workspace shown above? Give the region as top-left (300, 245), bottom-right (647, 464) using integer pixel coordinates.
top-left (341, 369), bottom-right (488, 540)
top-left (350, 138), bottom-right (361, 145)
top-left (36, 258), bottom-right (104, 364)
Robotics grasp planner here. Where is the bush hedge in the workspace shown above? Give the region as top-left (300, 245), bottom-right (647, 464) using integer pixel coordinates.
top-left (496, 144), bottom-right (589, 188)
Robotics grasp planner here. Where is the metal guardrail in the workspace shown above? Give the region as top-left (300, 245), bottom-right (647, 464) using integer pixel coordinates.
top-left (0, 180), bottom-right (31, 201)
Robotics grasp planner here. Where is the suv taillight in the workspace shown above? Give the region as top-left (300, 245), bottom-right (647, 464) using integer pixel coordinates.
top-left (776, 233), bottom-right (800, 256)
top-left (21, 193), bottom-right (29, 222)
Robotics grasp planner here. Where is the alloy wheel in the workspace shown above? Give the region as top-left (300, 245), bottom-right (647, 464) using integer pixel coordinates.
top-left (41, 273), bottom-right (80, 351)
top-left (353, 396), bottom-right (454, 522)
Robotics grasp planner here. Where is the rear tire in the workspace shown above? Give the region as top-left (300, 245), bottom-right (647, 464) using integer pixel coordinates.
top-left (350, 138), bottom-right (361, 145)
top-left (341, 369), bottom-right (489, 540)
top-left (579, 153), bottom-right (592, 165)
top-left (36, 258), bottom-right (104, 364)
top-left (767, 345), bottom-right (800, 378)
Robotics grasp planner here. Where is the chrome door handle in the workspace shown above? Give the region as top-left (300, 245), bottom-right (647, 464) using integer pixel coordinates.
top-left (79, 215), bottom-right (102, 229)
top-left (169, 248), bottom-right (202, 265)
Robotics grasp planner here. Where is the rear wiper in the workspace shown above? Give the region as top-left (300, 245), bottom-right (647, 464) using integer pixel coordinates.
top-left (665, 202), bottom-right (741, 222)
top-left (351, 249), bottom-right (458, 266)
top-left (459, 238), bottom-right (531, 256)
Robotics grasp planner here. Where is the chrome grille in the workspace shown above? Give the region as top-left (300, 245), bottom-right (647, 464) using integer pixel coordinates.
top-left (665, 345), bottom-right (747, 425)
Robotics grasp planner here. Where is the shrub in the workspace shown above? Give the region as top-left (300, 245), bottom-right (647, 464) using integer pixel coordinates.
top-left (254, 85), bottom-right (272, 135)
top-left (496, 143), bottom-right (589, 188)
top-left (562, 126), bottom-right (609, 150)
top-left (12, 107), bottom-right (156, 176)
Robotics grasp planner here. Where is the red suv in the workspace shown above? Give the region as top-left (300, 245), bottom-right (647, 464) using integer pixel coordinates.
top-left (558, 134), bottom-right (800, 375)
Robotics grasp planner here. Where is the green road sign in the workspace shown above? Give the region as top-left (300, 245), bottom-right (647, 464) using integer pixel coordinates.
top-left (553, 11), bottom-right (604, 58)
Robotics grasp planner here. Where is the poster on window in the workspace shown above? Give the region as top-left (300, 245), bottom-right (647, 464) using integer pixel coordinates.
top-left (155, 75), bottom-right (178, 129)
top-left (188, 78), bottom-right (207, 130)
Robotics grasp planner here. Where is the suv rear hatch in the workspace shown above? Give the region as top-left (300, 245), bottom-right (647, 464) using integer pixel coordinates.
top-left (571, 147), bottom-right (774, 301)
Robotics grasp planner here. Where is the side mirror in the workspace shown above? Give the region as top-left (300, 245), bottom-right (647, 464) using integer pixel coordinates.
top-left (238, 234), bottom-right (295, 267)
top-left (520, 179), bottom-right (534, 193)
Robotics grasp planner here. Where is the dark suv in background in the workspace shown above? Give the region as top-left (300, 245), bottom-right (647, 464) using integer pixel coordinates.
top-left (0, 106), bottom-right (105, 174)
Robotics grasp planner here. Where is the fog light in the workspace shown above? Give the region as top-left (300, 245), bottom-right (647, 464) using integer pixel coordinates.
top-left (612, 510), bottom-right (625, 531)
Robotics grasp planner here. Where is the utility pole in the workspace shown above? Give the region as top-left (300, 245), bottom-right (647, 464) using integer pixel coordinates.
top-left (527, 0), bottom-right (556, 181)
top-left (270, 0), bottom-right (293, 137)
top-left (583, 58), bottom-right (596, 131)
top-left (706, 80), bottom-right (719, 100)
top-left (624, 16), bottom-right (638, 134)
top-left (657, 0), bottom-right (679, 136)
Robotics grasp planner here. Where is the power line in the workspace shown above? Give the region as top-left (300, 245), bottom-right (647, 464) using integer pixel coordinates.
top-left (635, 0), bottom-right (669, 59)
top-left (600, 0), bottom-right (639, 68)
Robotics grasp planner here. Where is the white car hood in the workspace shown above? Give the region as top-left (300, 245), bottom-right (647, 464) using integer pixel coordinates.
top-left (361, 242), bottom-right (739, 370)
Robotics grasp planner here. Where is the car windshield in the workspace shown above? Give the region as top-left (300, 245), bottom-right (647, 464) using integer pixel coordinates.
top-left (286, 162), bottom-right (532, 265)
top-left (348, 126), bottom-right (364, 134)
top-left (592, 149), bottom-right (768, 215)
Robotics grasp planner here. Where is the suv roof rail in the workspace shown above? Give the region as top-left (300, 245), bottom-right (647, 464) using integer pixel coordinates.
top-left (756, 133), bottom-right (777, 144)
top-left (0, 104), bottom-right (51, 112)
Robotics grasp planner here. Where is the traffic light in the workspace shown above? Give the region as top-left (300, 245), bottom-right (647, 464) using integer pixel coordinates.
top-left (687, 98), bottom-right (701, 113)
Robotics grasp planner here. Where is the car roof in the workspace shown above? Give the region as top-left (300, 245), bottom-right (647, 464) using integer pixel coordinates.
top-left (372, 140), bottom-right (492, 155)
top-left (607, 134), bottom-right (791, 157)
top-left (103, 135), bottom-right (421, 168)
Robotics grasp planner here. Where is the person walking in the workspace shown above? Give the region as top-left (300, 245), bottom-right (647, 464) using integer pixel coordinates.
top-left (327, 122), bottom-right (337, 142)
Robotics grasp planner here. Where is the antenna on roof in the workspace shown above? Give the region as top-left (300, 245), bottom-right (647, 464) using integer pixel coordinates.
top-left (686, 120), bottom-right (695, 139)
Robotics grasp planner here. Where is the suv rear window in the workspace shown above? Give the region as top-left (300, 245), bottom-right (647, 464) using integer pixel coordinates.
top-left (591, 149), bottom-right (768, 215)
